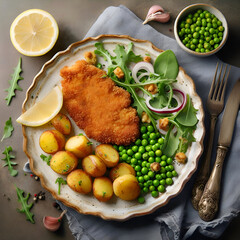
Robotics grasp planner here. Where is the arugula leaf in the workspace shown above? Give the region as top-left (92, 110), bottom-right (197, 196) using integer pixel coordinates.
top-left (94, 43), bottom-right (113, 66)
top-left (154, 50), bottom-right (179, 79)
top-left (40, 154), bottom-right (51, 166)
top-left (176, 95), bottom-right (198, 126)
top-left (5, 57), bottom-right (23, 105)
top-left (162, 125), bottom-right (182, 156)
top-left (15, 186), bottom-right (34, 223)
top-left (1, 117), bottom-right (14, 141)
top-left (2, 146), bottom-right (18, 176)
top-left (178, 126), bottom-right (196, 153)
top-left (55, 177), bottom-right (67, 195)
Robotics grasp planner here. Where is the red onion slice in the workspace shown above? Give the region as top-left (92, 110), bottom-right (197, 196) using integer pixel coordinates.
top-left (146, 89), bottom-right (187, 114)
top-left (132, 61), bottom-right (154, 83)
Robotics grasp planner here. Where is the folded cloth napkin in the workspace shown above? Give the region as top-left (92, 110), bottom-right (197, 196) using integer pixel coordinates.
top-left (25, 5), bottom-right (240, 240)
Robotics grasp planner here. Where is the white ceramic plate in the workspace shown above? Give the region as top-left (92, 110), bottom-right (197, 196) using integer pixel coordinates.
top-left (22, 35), bottom-right (205, 220)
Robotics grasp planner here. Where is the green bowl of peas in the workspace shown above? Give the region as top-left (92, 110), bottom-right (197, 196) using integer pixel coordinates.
top-left (174, 3), bottom-right (228, 56)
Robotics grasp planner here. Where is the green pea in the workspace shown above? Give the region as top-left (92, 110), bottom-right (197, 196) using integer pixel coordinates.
top-left (132, 146), bottom-right (138, 152)
top-left (140, 126), bottom-right (147, 133)
top-left (155, 149), bottom-right (162, 157)
top-left (155, 157), bottom-right (161, 163)
top-left (148, 171), bottom-right (155, 178)
top-left (141, 167), bottom-right (148, 175)
top-left (138, 146), bottom-right (145, 154)
top-left (212, 23), bottom-right (218, 29)
top-left (135, 139), bottom-right (141, 145)
top-left (147, 180), bottom-right (153, 186)
top-left (160, 179), bottom-right (166, 185)
top-left (142, 133), bottom-right (148, 139)
top-left (166, 178), bottom-right (173, 185)
top-left (122, 154), bottom-right (128, 161)
top-left (135, 152), bottom-right (142, 160)
top-left (168, 165), bottom-right (174, 171)
top-left (146, 163), bottom-right (151, 168)
top-left (148, 157), bottom-right (154, 163)
top-left (209, 28), bottom-right (215, 34)
top-left (210, 40), bottom-right (215, 45)
top-left (145, 145), bottom-right (152, 152)
top-left (138, 176), bottom-right (144, 183)
top-left (144, 175), bottom-right (150, 181)
top-left (147, 125), bottom-right (154, 133)
top-left (160, 161), bottom-right (166, 167)
top-left (131, 158), bottom-right (137, 165)
top-left (143, 187), bottom-right (148, 193)
top-left (148, 151), bottom-right (155, 157)
top-left (204, 42), bottom-right (211, 49)
top-left (142, 152), bottom-right (149, 160)
top-left (217, 20), bottom-right (222, 26)
top-left (167, 157), bottom-right (173, 165)
top-left (205, 37), bottom-right (211, 42)
top-left (172, 170), bottom-right (178, 177)
top-left (151, 145), bottom-right (158, 151)
top-left (141, 161), bottom-right (147, 167)
top-left (149, 139), bottom-right (156, 145)
top-left (214, 38), bottom-right (220, 43)
top-left (161, 155), bottom-right (167, 161)
top-left (118, 146), bottom-right (124, 151)
top-left (149, 185), bottom-right (155, 191)
top-left (186, 18), bottom-right (192, 24)
top-left (151, 191), bottom-right (159, 198)
top-left (158, 185), bottom-right (165, 193)
top-left (202, 20), bottom-right (207, 26)
top-left (160, 167), bottom-right (166, 173)
top-left (192, 39), bottom-right (198, 45)
top-left (201, 48), bottom-right (205, 53)
top-left (188, 13), bottom-right (193, 18)
top-left (127, 149), bottom-right (134, 156)
top-left (135, 165), bottom-right (141, 172)
top-left (156, 174), bottom-right (162, 180)
top-left (138, 196), bottom-right (145, 204)
top-left (150, 133), bottom-right (157, 140)
top-left (113, 145), bottom-right (118, 150)
top-left (153, 179), bottom-right (160, 187)
top-left (141, 139), bottom-right (148, 146)
top-left (218, 32), bottom-right (223, 37)
top-left (214, 43), bottom-right (219, 49)
top-left (218, 26), bottom-right (224, 31)
top-left (161, 173), bottom-right (166, 179)
top-left (166, 172), bottom-right (173, 178)
top-left (165, 166), bottom-right (170, 172)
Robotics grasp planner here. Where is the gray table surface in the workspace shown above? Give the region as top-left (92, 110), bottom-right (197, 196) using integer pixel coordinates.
top-left (0, 0), bottom-right (239, 240)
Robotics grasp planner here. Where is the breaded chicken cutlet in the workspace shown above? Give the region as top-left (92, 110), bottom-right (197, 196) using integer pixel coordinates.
top-left (60, 60), bottom-right (140, 145)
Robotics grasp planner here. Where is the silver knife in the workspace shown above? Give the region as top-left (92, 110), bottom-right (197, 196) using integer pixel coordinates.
top-left (198, 78), bottom-right (240, 221)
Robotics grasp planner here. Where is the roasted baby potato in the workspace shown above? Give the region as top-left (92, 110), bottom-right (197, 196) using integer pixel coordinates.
top-left (65, 135), bottom-right (93, 158)
top-left (93, 177), bottom-right (113, 202)
top-left (82, 155), bottom-right (106, 177)
top-left (39, 130), bottom-right (65, 154)
top-left (95, 144), bottom-right (119, 167)
top-left (50, 151), bottom-right (78, 175)
top-left (67, 169), bottom-right (92, 194)
top-left (113, 174), bottom-right (140, 201)
top-left (51, 113), bottom-right (72, 135)
top-left (109, 163), bottom-right (135, 182)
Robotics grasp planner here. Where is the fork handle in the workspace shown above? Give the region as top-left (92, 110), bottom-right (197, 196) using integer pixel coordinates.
top-left (198, 145), bottom-right (228, 221)
top-left (191, 115), bottom-right (217, 210)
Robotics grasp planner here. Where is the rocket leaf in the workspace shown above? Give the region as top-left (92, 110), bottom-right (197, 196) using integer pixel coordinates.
top-left (1, 117), bottom-right (14, 141)
top-left (5, 57), bottom-right (23, 105)
top-left (2, 146), bottom-right (18, 176)
top-left (15, 186), bottom-right (35, 223)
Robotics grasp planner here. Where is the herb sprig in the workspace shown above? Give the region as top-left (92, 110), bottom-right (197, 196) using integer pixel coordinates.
top-left (2, 146), bottom-right (18, 176)
top-left (55, 177), bottom-right (67, 195)
top-left (5, 57), bottom-right (23, 105)
top-left (1, 117), bottom-right (14, 141)
top-left (15, 186), bottom-right (34, 223)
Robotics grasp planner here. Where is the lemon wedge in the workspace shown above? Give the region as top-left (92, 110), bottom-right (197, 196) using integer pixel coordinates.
top-left (17, 86), bottom-right (63, 127)
top-left (10, 9), bottom-right (59, 56)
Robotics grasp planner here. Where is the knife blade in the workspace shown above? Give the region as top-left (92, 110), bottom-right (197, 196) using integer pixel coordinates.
top-left (218, 78), bottom-right (240, 147)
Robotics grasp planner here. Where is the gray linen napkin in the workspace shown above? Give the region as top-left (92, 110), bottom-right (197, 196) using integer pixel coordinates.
top-left (25, 5), bottom-right (240, 240)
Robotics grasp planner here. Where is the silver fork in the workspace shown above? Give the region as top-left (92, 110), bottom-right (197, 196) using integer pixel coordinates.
top-left (191, 62), bottom-right (231, 210)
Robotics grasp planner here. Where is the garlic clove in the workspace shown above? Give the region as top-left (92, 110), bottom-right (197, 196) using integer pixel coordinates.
top-left (43, 210), bottom-right (67, 231)
top-left (143, 5), bottom-right (170, 25)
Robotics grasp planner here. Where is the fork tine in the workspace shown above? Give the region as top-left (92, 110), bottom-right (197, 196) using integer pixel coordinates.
top-left (209, 62), bottom-right (219, 99)
top-left (220, 65), bottom-right (231, 101)
top-left (212, 63), bottom-right (223, 100)
top-left (216, 64), bottom-right (228, 100)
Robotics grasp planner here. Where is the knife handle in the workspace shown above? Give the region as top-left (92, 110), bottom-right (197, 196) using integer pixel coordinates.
top-left (191, 116), bottom-right (217, 210)
top-left (198, 145), bottom-right (228, 221)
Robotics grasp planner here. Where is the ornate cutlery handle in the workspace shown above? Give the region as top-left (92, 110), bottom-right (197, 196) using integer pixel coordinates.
top-left (198, 146), bottom-right (228, 221)
top-left (191, 116), bottom-right (217, 210)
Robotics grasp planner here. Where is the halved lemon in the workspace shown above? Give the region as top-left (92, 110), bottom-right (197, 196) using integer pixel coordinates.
top-left (10, 9), bottom-right (59, 56)
top-left (17, 86), bottom-right (63, 126)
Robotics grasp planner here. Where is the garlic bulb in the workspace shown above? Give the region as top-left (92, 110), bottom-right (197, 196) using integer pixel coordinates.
top-left (143, 5), bottom-right (170, 25)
